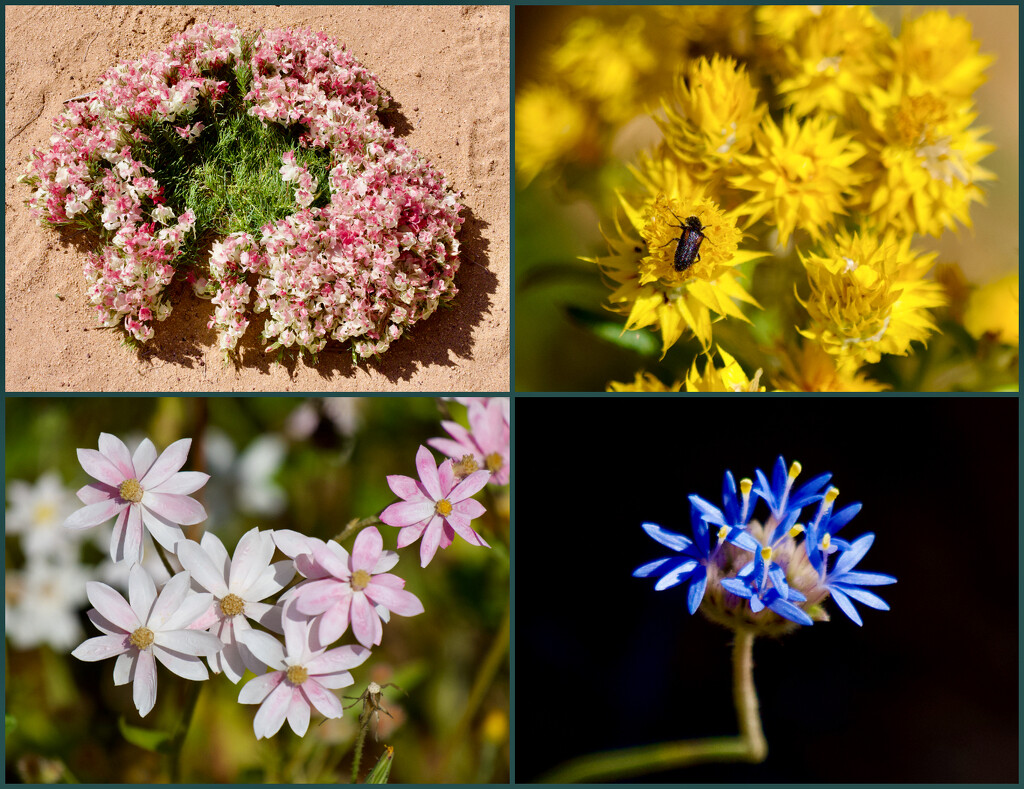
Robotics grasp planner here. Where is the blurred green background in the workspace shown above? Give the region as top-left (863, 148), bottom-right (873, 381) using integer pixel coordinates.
top-left (515, 5), bottom-right (1019, 391)
top-left (5, 396), bottom-right (509, 783)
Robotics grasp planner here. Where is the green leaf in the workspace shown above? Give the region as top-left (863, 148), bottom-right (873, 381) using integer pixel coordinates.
top-left (566, 306), bottom-right (660, 357)
top-left (118, 716), bottom-right (173, 754)
top-left (363, 746), bottom-right (394, 784)
top-left (5, 715), bottom-right (16, 737)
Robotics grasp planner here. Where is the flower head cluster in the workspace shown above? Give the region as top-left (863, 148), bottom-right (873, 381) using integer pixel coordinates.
top-left (517, 7), bottom-right (1003, 391)
top-left (634, 457), bottom-right (895, 634)
top-left (21, 20), bottom-right (464, 360)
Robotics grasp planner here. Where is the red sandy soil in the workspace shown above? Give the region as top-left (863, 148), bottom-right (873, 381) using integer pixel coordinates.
top-left (5, 5), bottom-right (510, 392)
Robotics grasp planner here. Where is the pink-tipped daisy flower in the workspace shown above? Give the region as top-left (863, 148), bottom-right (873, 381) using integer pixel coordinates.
top-left (176, 528), bottom-right (295, 682)
top-left (64, 433), bottom-right (209, 564)
top-left (70, 565), bottom-right (223, 717)
top-left (237, 610), bottom-right (370, 739)
top-left (282, 526), bottom-right (423, 649)
top-left (428, 397), bottom-right (510, 485)
top-left (379, 445), bottom-right (491, 567)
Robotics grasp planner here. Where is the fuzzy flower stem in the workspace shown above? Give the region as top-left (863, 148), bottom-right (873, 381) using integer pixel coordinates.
top-left (153, 540), bottom-right (177, 579)
top-left (350, 709), bottom-right (370, 783)
top-left (538, 630), bottom-right (767, 782)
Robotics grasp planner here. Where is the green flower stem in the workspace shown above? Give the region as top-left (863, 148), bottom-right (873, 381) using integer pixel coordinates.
top-left (538, 629), bottom-right (767, 783)
top-left (441, 598), bottom-right (511, 776)
top-left (167, 679), bottom-right (203, 782)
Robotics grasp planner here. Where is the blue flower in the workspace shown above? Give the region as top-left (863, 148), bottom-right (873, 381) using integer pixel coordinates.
top-left (804, 487), bottom-right (862, 574)
top-left (753, 456), bottom-right (831, 523)
top-left (820, 533), bottom-right (897, 626)
top-left (633, 500), bottom-right (757, 615)
top-left (721, 572), bottom-right (813, 626)
top-left (688, 470), bottom-right (762, 553)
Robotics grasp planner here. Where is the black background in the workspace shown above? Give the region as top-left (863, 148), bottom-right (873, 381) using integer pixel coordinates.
top-left (515, 396), bottom-right (1018, 782)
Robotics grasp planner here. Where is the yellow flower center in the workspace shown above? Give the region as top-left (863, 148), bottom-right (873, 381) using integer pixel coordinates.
top-left (219, 593), bottom-right (245, 617)
top-left (130, 626), bottom-right (154, 650)
top-left (435, 498), bottom-right (453, 517)
top-left (485, 452), bottom-right (503, 474)
top-left (119, 478), bottom-right (143, 504)
top-left (351, 569), bottom-right (372, 591)
top-left (760, 546), bottom-right (773, 562)
top-left (452, 454), bottom-right (480, 479)
top-left (287, 665), bottom-right (308, 685)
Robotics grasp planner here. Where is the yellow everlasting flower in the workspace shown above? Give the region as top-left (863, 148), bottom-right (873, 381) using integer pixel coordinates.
top-left (549, 15), bottom-right (657, 122)
top-left (765, 5), bottom-right (893, 117)
top-left (859, 80), bottom-right (995, 238)
top-left (772, 340), bottom-right (890, 392)
top-left (796, 228), bottom-right (946, 371)
top-left (606, 371), bottom-right (682, 392)
top-left (514, 83), bottom-right (591, 186)
top-left (897, 10), bottom-right (994, 108)
top-left (590, 172), bottom-right (764, 355)
top-left (655, 55), bottom-right (766, 194)
top-left (963, 273), bottom-right (1019, 347)
top-left (730, 114), bottom-right (866, 247)
top-left (685, 347), bottom-right (765, 392)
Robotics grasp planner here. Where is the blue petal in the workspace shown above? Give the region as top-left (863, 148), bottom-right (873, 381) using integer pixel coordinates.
top-left (753, 468), bottom-right (776, 510)
top-left (789, 472), bottom-right (832, 508)
top-left (722, 471), bottom-right (740, 524)
top-left (730, 530), bottom-right (760, 553)
top-left (768, 565), bottom-right (790, 598)
top-left (654, 560), bottom-right (698, 591)
top-left (771, 456), bottom-right (787, 494)
top-left (690, 504), bottom-right (711, 557)
top-left (642, 522), bottom-right (692, 552)
top-left (832, 532), bottom-right (875, 576)
top-left (768, 597), bottom-right (813, 626)
top-left (721, 578), bottom-right (752, 599)
top-left (633, 557), bottom-right (673, 578)
top-left (688, 495), bottom-right (726, 527)
top-left (687, 568), bottom-right (708, 614)
top-left (828, 586), bottom-right (864, 626)
top-left (834, 583), bottom-right (890, 611)
top-left (749, 594), bottom-right (765, 613)
top-left (826, 502), bottom-right (862, 534)
top-left (836, 570), bottom-right (897, 586)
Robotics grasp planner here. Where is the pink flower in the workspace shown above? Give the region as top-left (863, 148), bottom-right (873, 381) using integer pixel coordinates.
top-left (282, 527), bottom-right (423, 648)
top-left (428, 398), bottom-right (510, 485)
top-left (71, 565), bottom-right (223, 717)
top-left (237, 612), bottom-right (369, 739)
top-left (176, 528), bottom-right (295, 683)
top-left (379, 446), bottom-right (491, 567)
top-left (64, 433), bottom-right (209, 564)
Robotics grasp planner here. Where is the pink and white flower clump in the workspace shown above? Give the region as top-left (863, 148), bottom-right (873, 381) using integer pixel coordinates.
top-left (22, 20), bottom-right (465, 359)
top-left (379, 445), bottom-right (491, 567)
top-left (237, 612), bottom-right (370, 739)
top-left (176, 528), bottom-right (295, 683)
top-left (276, 526), bottom-right (424, 649)
top-left (71, 565), bottom-right (223, 717)
top-left (63, 433), bottom-right (209, 564)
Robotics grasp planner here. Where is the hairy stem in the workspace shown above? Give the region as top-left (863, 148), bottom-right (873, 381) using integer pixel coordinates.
top-left (167, 680), bottom-right (202, 782)
top-left (538, 628), bottom-right (767, 783)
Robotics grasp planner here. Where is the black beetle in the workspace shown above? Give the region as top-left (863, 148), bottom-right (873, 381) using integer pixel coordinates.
top-left (654, 211), bottom-right (712, 273)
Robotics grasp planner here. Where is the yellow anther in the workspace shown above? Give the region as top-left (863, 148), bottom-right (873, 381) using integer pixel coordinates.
top-left (739, 478), bottom-right (753, 496)
top-left (825, 487), bottom-right (840, 504)
top-left (485, 452), bottom-right (503, 474)
top-left (822, 533), bottom-right (832, 550)
top-left (718, 526), bottom-right (730, 541)
top-left (789, 524), bottom-right (805, 538)
top-left (130, 626), bottom-right (154, 650)
top-left (788, 461), bottom-right (802, 480)
top-left (287, 665), bottom-right (308, 685)
top-left (435, 498), bottom-right (453, 517)
top-left (119, 478), bottom-right (144, 504)
top-left (351, 569), bottom-right (371, 591)
top-left (219, 593), bottom-right (245, 617)
top-left (760, 546), bottom-right (773, 562)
